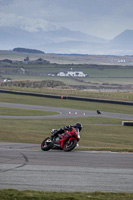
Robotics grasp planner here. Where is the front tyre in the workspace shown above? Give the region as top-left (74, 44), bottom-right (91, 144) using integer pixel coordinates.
top-left (63, 139), bottom-right (77, 152)
top-left (41, 137), bottom-right (54, 151)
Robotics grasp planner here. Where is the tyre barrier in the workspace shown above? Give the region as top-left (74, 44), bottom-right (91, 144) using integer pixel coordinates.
top-left (122, 121), bottom-right (133, 126)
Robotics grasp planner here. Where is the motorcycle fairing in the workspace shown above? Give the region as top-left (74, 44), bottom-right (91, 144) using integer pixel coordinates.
top-left (58, 129), bottom-right (79, 149)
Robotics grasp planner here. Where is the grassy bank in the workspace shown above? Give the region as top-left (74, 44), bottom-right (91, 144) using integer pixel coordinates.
top-left (0, 189), bottom-right (133, 200)
top-left (0, 86), bottom-right (133, 102)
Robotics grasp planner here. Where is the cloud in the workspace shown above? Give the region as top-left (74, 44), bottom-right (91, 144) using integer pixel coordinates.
top-left (0, 0), bottom-right (133, 39)
top-left (19, 18), bottom-right (56, 32)
top-left (0, 0), bottom-right (57, 31)
top-left (0, 13), bottom-right (56, 32)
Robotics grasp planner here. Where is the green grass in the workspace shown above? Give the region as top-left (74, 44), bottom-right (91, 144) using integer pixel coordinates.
top-left (0, 86), bottom-right (133, 102)
top-left (84, 67), bottom-right (133, 78)
top-left (0, 92), bottom-right (133, 114)
top-left (0, 93), bottom-right (133, 151)
top-left (0, 189), bottom-right (133, 200)
top-left (0, 107), bottom-right (58, 116)
top-left (0, 117), bottom-right (133, 151)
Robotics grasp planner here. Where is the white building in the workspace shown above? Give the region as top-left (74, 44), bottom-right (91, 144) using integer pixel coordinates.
top-left (3, 78), bottom-right (11, 83)
top-left (118, 59), bottom-right (125, 63)
top-left (57, 71), bottom-right (87, 77)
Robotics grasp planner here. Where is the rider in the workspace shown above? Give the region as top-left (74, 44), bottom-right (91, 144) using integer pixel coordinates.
top-left (51, 122), bottom-right (82, 139)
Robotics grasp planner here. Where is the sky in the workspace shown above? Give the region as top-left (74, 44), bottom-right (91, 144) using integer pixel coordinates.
top-left (0, 0), bottom-right (133, 39)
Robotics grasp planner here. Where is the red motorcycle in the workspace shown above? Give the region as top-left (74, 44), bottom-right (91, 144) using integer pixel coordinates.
top-left (41, 123), bottom-right (82, 152)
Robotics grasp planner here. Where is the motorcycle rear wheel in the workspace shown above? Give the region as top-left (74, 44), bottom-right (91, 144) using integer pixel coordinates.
top-left (41, 137), bottom-right (54, 151)
top-left (63, 139), bottom-right (77, 152)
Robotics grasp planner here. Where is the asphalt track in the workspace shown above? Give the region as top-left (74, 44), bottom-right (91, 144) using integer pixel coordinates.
top-left (0, 102), bottom-right (133, 192)
top-left (0, 102), bottom-right (133, 120)
top-left (0, 143), bottom-right (133, 192)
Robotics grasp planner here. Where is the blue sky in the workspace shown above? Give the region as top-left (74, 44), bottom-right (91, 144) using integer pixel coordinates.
top-left (0, 0), bottom-right (133, 39)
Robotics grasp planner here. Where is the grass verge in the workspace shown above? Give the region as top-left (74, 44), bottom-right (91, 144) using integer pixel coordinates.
top-left (0, 93), bottom-right (133, 114)
top-left (0, 117), bottom-right (133, 151)
top-left (0, 189), bottom-right (133, 200)
top-left (0, 107), bottom-right (58, 116)
top-left (0, 86), bottom-right (133, 101)
top-left (0, 93), bottom-right (133, 151)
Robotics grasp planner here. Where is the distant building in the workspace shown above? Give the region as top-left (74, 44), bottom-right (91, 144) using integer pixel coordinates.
top-left (24, 57), bottom-right (30, 64)
top-left (57, 71), bottom-right (87, 77)
top-left (34, 58), bottom-right (50, 64)
top-left (3, 78), bottom-right (12, 82)
top-left (20, 68), bottom-right (25, 74)
top-left (118, 59), bottom-right (125, 63)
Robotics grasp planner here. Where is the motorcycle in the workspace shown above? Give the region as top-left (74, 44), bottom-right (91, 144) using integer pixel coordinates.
top-left (41, 126), bottom-right (80, 152)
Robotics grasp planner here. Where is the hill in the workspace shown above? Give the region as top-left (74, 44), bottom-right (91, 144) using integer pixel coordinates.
top-left (13, 48), bottom-right (45, 54)
top-left (0, 26), bottom-right (133, 55)
top-left (110, 29), bottom-right (133, 45)
top-left (0, 26), bottom-right (107, 54)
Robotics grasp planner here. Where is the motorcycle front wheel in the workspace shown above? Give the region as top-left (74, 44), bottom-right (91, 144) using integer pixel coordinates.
top-left (41, 137), bottom-right (54, 151)
top-left (63, 139), bottom-right (77, 152)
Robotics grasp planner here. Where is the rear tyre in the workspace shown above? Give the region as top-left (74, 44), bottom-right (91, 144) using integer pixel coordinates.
top-left (41, 137), bottom-right (54, 151)
top-left (63, 139), bottom-right (77, 152)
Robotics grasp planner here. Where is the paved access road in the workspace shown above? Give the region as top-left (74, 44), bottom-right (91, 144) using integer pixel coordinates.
top-left (0, 143), bottom-right (133, 192)
top-left (0, 102), bottom-right (133, 120)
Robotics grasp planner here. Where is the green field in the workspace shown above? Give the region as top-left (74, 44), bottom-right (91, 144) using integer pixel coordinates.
top-left (0, 92), bottom-right (133, 151)
top-left (0, 52), bottom-right (133, 90)
top-left (1, 189), bottom-right (133, 200)
top-left (1, 50), bottom-right (133, 65)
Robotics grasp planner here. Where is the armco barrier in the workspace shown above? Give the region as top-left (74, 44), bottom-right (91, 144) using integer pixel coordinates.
top-left (0, 89), bottom-right (133, 106)
top-left (65, 96), bottom-right (133, 105)
top-left (0, 89), bottom-right (61, 99)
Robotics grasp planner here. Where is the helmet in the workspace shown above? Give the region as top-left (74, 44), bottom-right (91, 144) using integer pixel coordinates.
top-left (75, 123), bottom-right (82, 132)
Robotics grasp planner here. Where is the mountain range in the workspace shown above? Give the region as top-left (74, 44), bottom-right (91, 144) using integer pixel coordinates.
top-left (0, 26), bottom-right (133, 55)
